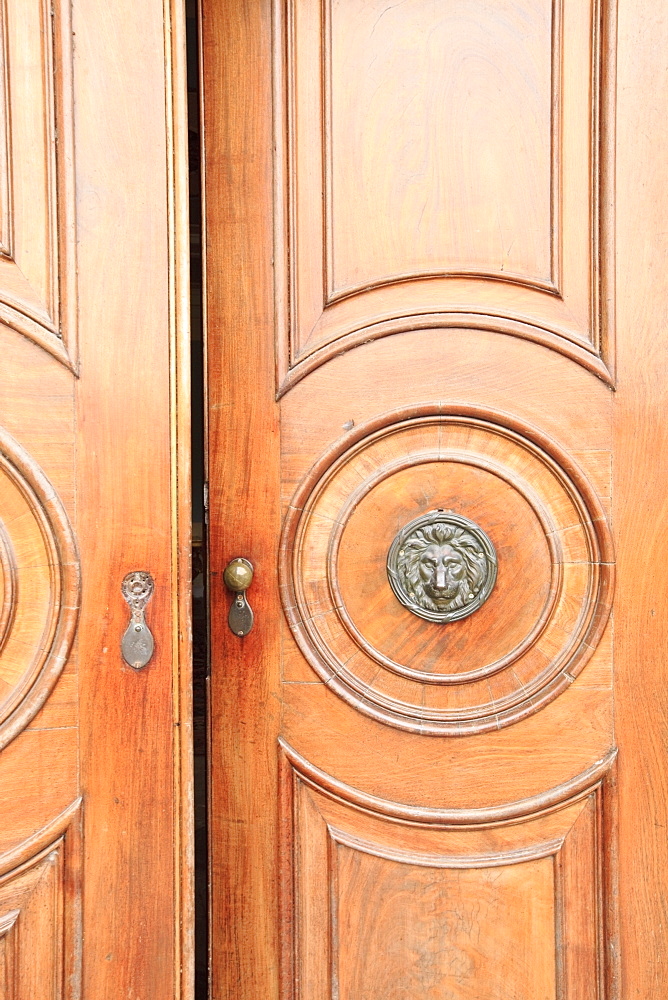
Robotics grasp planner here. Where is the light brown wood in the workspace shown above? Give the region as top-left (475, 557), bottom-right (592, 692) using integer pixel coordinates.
top-left (202, 2), bottom-right (282, 998)
top-left (281, 743), bottom-right (614, 1000)
top-left (0, 0), bottom-right (192, 997)
top-left (75, 0), bottom-right (192, 994)
top-left (615, 3), bottom-right (668, 996)
top-left (273, 0), bottom-right (616, 392)
top-left (204, 0), bottom-right (668, 997)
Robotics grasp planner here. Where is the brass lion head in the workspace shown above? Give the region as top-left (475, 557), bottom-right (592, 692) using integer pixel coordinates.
top-left (387, 512), bottom-right (497, 623)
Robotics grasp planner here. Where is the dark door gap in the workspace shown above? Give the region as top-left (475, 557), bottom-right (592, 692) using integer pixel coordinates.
top-left (187, 3), bottom-right (208, 997)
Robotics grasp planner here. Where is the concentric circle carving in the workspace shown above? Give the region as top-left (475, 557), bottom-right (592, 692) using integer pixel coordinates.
top-left (0, 524), bottom-right (17, 655)
top-left (280, 405), bottom-right (614, 735)
top-left (0, 426), bottom-right (80, 749)
top-left (386, 510), bottom-right (497, 623)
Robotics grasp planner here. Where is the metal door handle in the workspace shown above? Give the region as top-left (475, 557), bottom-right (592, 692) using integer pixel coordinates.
top-left (224, 557), bottom-right (254, 636)
top-left (121, 571), bottom-right (155, 669)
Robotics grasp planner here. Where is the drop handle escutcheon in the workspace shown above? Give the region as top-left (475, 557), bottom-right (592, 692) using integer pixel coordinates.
top-left (121, 571), bottom-right (155, 669)
top-left (224, 557), bottom-right (255, 637)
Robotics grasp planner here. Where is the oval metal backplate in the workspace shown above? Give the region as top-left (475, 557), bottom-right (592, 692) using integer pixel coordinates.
top-left (121, 571), bottom-right (155, 669)
top-left (229, 592), bottom-right (254, 637)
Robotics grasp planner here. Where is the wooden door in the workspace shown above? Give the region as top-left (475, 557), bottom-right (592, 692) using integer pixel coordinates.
top-left (0, 0), bottom-right (191, 997)
top-left (204, 1), bottom-right (666, 996)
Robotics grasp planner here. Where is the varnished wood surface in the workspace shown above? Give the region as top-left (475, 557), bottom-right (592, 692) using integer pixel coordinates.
top-left (0, 0), bottom-right (77, 369)
top-left (202, 2), bottom-right (281, 999)
top-left (615, 3), bottom-right (668, 995)
top-left (273, 0), bottom-right (616, 389)
top-left (166, 0), bottom-right (195, 988)
top-left (0, 0), bottom-right (191, 997)
top-left (0, 800), bottom-right (82, 998)
top-left (281, 748), bottom-right (616, 1000)
top-left (204, 0), bottom-right (663, 997)
top-left (75, 0), bottom-right (191, 995)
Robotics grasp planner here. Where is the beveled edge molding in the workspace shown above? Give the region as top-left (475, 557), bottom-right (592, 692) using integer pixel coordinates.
top-left (0, 0), bottom-right (78, 374)
top-left (280, 403), bottom-right (615, 734)
top-left (279, 744), bottom-right (620, 1000)
top-left (330, 826), bottom-right (564, 869)
top-left (279, 738), bottom-right (617, 829)
top-left (0, 797), bottom-right (82, 879)
top-left (0, 0), bottom-right (11, 259)
top-left (276, 314), bottom-right (615, 399)
top-left (0, 426), bottom-right (81, 750)
top-left (0, 519), bottom-right (16, 655)
top-left (319, 0), bottom-right (565, 305)
top-left (0, 304), bottom-right (76, 373)
top-left (274, 0), bottom-right (618, 392)
top-left (327, 449), bottom-right (562, 686)
top-left (0, 907), bottom-right (18, 936)
top-left (0, 798), bottom-right (82, 998)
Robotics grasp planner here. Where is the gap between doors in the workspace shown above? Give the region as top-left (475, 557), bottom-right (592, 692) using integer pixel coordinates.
top-left (186, 2), bottom-right (208, 996)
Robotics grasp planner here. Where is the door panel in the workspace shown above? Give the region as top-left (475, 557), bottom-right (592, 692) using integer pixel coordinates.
top-left (0, 0), bottom-right (77, 366)
top-left (274, 0), bottom-right (616, 391)
top-left (281, 743), bottom-right (616, 1000)
top-left (0, 801), bottom-right (81, 1000)
top-left (0, 0), bottom-right (191, 996)
top-left (204, 1), bottom-right (661, 997)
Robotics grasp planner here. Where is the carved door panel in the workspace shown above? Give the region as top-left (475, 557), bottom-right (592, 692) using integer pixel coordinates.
top-left (205, 1), bottom-right (664, 996)
top-left (0, 1), bottom-right (190, 997)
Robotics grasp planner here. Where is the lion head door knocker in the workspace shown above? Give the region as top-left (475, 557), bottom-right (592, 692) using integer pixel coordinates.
top-left (387, 510), bottom-right (497, 623)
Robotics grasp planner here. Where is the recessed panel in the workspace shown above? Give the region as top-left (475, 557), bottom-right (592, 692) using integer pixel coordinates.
top-left (337, 850), bottom-right (555, 1000)
top-left (281, 744), bottom-right (616, 1000)
top-left (0, 0), bottom-right (77, 368)
top-left (329, 0), bottom-right (554, 296)
top-left (276, 0), bottom-right (616, 391)
top-left (0, 803), bottom-right (80, 999)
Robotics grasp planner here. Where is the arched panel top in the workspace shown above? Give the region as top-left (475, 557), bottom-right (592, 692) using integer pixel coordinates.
top-left (273, 0), bottom-right (616, 389)
top-left (0, 0), bottom-right (78, 372)
top-left (279, 741), bottom-right (619, 997)
top-left (276, 313), bottom-right (615, 398)
top-left (280, 738), bottom-right (617, 827)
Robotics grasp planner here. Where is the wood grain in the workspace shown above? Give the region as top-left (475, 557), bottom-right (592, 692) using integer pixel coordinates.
top-left (0, 0), bottom-right (77, 369)
top-left (281, 745), bottom-right (616, 1000)
top-left (0, 0), bottom-right (190, 995)
top-left (274, 0), bottom-right (617, 385)
top-left (281, 407), bottom-right (613, 734)
top-left (74, 0), bottom-right (190, 995)
top-left (0, 143), bottom-right (81, 1000)
top-left (614, 1), bottom-right (668, 994)
top-left (202, 0), bottom-right (663, 996)
top-left (0, 424), bottom-right (79, 749)
top-left (0, 800), bottom-right (81, 1000)
top-left (202, 1), bottom-right (282, 998)
top-left (166, 0), bottom-right (196, 985)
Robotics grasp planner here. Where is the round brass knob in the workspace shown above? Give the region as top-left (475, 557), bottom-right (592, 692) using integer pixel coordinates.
top-left (223, 557), bottom-right (254, 593)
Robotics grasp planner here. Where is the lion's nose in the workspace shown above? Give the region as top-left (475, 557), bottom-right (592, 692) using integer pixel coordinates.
top-left (436, 567), bottom-right (447, 590)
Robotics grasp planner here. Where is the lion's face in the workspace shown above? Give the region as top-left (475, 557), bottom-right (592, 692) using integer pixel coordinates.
top-left (418, 542), bottom-right (467, 608)
top-left (399, 523), bottom-right (488, 615)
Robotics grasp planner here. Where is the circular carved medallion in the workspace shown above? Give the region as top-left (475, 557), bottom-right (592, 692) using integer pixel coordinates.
top-left (280, 405), bottom-right (614, 735)
top-left (387, 511), bottom-right (497, 623)
top-left (0, 427), bottom-right (80, 749)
